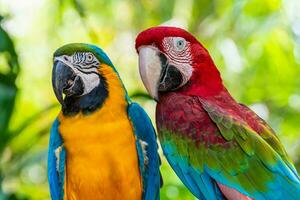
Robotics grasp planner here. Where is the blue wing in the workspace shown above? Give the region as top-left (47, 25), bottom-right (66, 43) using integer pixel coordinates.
top-left (128, 102), bottom-right (162, 200)
top-left (161, 142), bottom-right (225, 200)
top-left (47, 118), bottom-right (66, 200)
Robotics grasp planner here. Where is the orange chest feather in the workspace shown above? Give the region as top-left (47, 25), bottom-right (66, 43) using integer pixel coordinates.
top-left (59, 110), bottom-right (142, 200)
top-left (58, 69), bottom-right (142, 200)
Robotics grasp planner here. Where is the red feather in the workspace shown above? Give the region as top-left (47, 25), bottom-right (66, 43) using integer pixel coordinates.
top-left (156, 91), bottom-right (230, 147)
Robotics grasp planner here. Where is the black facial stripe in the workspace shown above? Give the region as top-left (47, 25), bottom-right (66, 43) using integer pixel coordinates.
top-left (74, 53), bottom-right (80, 63)
top-left (74, 52), bottom-right (87, 64)
top-left (81, 60), bottom-right (98, 66)
top-left (79, 53), bottom-right (83, 62)
top-left (76, 53), bottom-right (79, 61)
top-left (84, 64), bottom-right (99, 69)
top-left (83, 54), bottom-right (87, 62)
top-left (73, 62), bottom-right (98, 70)
top-left (73, 65), bottom-right (99, 75)
top-left (73, 64), bottom-right (82, 68)
top-left (88, 60), bottom-right (98, 65)
top-left (74, 53), bottom-right (77, 61)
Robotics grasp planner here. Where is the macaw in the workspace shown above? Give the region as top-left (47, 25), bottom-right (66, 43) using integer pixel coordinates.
top-left (48, 43), bottom-right (161, 200)
top-left (135, 26), bottom-right (300, 200)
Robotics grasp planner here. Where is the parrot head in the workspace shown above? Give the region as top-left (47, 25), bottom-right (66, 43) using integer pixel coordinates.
top-left (52, 43), bottom-right (117, 115)
top-left (135, 26), bottom-right (223, 100)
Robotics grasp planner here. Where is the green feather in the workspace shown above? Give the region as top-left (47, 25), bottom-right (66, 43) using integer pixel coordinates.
top-left (217, 123), bottom-right (234, 140)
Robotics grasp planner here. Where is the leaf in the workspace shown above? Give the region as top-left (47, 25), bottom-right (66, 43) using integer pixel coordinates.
top-left (0, 17), bottom-right (19, 75)
top-left (71, 0), bottom-right (86, 18)
top-left (0, 16), bottom-right (19, 135)
top-left (0, 82), bottom-right (16, 135)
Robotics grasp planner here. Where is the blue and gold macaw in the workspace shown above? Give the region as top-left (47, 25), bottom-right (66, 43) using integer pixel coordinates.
top-left (48, 43), bottom-right (161, 200)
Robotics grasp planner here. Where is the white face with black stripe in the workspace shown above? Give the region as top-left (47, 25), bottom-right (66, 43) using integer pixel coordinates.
top-left (162, 37), bottom-right (193, 86)
top-left (138, 36), bottom-right (194, 100)
top-left (54, 52), bottom-right (101, 95)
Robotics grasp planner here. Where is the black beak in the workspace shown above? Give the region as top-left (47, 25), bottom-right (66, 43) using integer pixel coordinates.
top-left (158, 53), bottom-right (183, 92)
top-left (52, 60), bottom-right (84, 107)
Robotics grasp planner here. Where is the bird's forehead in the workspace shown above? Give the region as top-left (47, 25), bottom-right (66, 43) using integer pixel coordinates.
top-left (135, 27), bottom-right (199, 53)
top-left (54, 44), bottom-right (94, 57)
top-left (54, 43), bottom-right (115, 70)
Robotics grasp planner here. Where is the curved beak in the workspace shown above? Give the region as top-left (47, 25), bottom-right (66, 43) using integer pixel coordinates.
top-left (52, 60), bottom-right (84, 107)
top-left (138, 46), bottom-right (183, 101)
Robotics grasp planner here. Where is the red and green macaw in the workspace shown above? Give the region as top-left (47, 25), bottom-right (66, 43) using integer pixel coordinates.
top-left (48, 43), bottom-right (161, 200)
top-left (135, 27), bottom-right (300, 200)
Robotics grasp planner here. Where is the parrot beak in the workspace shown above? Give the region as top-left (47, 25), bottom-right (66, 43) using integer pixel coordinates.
top-left (138, 46), bottom-right (183, 101)
top-left (52, 59), bottom-right (84, 107)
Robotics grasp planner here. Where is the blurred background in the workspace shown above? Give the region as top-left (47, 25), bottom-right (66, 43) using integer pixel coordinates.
top-left (0, 0), bottom-right (300, 199)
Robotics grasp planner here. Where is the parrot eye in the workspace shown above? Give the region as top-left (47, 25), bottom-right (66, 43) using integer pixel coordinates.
top-left (86, 53), bottom-right (94, 63)
top-left (71, 52), bottom-right (99, 69)
top-left (174, 37), bottom-right (186, 51)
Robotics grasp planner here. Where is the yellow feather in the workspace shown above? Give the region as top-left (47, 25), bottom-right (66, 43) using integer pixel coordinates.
top-left (58, 64), bottom-right (142, 200)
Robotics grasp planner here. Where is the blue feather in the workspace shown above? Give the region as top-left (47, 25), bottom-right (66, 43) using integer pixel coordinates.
top-left (128, 102), bottom-right (161, 200)
top-left (161, 143), bottom-right (224, 200)
top-left (47, 118), bottom-right (66, 200)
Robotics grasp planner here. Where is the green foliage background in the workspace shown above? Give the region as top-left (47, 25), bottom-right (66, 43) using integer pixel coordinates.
top-left (0, 0), bottom-right (299, 199)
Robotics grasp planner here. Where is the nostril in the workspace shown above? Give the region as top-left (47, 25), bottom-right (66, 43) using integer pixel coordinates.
top-left (63, 56), bottom-right (68, 61)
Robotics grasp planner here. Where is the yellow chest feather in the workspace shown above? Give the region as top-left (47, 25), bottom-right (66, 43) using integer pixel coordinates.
top-left (58, 66), bottom-right (142, 200)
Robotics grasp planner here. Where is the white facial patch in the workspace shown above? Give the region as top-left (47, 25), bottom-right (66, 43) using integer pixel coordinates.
top-left (163, 37), bottom-right (193, 87)
top-left (54, 53), bottom-right (101, 96)
top-left (76, 72), bottom-right (100, 95)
